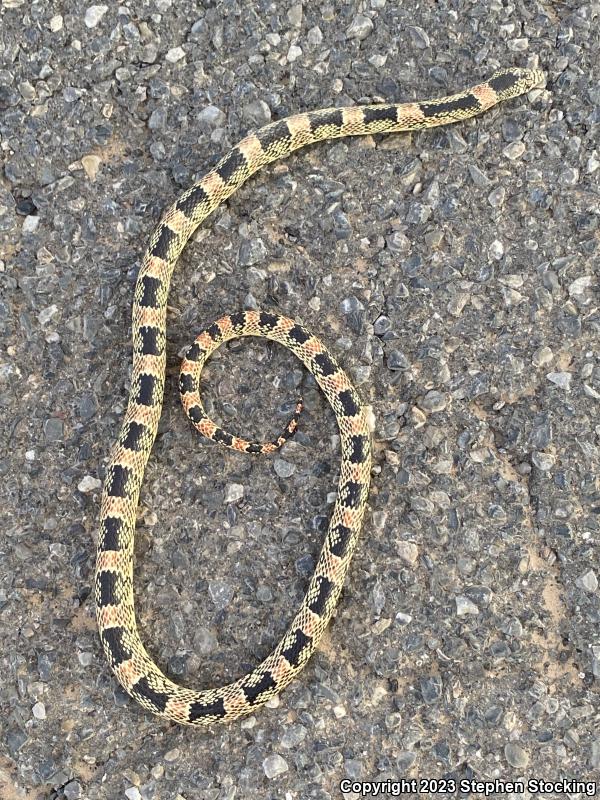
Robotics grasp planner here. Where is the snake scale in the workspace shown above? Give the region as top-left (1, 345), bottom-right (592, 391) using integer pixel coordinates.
top-left (95, 67), bottom-right (544, 726)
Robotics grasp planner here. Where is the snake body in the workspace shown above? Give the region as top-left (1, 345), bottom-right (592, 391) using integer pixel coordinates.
top-left (95, 67), bottom-right (543, 726)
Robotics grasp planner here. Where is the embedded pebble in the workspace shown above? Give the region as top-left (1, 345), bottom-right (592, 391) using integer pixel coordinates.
top-left (421, 390), bottom-right (446, 412)
top-left (287, 45), bottom-right (302, 62)
top-left (263, 754), bottom-right (288, 779)
top-left (488, 239), bottom-right (504, 260)
top-left (224, 483), bottom-right (244, 502)
top-left (576, 570), bottom-right (598, 593)
top-left (84, 5), bottom-right (108, 27)
top-left (238, 238), bottom-right (267, 266)
top-left (504, 742), bottom-right (530, 769)
top-left (208, 581), bottom-right (234, 609)
top-left (243, 100), bottom-right (271, 127)
top-left (407, 25), bottom-right (430, 49)
top-left (77, 475), bottom-right (102, 493)
top-left (198, 105), bottom-right (226, 128)
top-left (456, 596), bottom-right (479, 616)
top-left (38, 305), bottom-right (58, 325)
top-left (488, 186), bottom-right (506, 207)
top-left (531, 451), bottom-right (555, 471)
top-left (274, 458), bottom-right (296, 478)
top-left (546, 372), bottom-right (572, 390)
top-left (397, 541), bottom-right (418, 565)
top-left (503, 141), bottom-right (526, 160)
top-left (166, 46), bottom-right (186, 63)
top-left (287, 4), bottom-right (303, 26)
top-left (346, 15), bottom-right (374, 40)
top-left (63, 782), bottom-right (81, 800)
top-left (22, 215), bottom-right (39, 233)
top-left (568, 275), bottom-right (593, 296)
top-left (81, 154), bottom-right (101, 180)
top-left (532, 346), bottom-right (553, 367)
top-left (44, 418), bottom-right (64, 442)
top-left (32, 702), bottom-right (46, 720)
top-left (387, 350), bottom-right (410, 370)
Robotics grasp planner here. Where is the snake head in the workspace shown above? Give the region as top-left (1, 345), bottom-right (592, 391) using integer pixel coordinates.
top-left (488, 67), bottom-right (546, 101)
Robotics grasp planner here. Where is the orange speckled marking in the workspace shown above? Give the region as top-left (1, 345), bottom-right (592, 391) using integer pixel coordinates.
top-left (128, 404), bottom-right (158, 426)
top-left (166, 698), bottom-right (191, 719)
top-left (198, 331), bottom-right (216, 350)
top-left (98, 605), bottom-right (124, 629)
top-left (116, 658), bottom-right (146, 687)
top-left (136, 307), bottom-right (165, 328)
top-left (223, 689), bottom-right (249, 716)
top-left (163, 209), bottom-right (190, 236)
top-left (472, 83), bottom-right (498, 110)
top-left (102, 495), bottom-right (133, 519)
top-left (202, 170), bottom-right (227, 198)
top-left (271, 656), bottom-right (290, 683)
top-left (142, 256), bottom-right (170, 280)
top-left (397, 102), bottom-right (427, 125)
top-left (217, 316), bottom-right (234, 336)
top-left (113, 447), bottom-right (143, 471)
top-left (343, 106), bottom-right (368, 130)
top-left (96, 551), bottom-right (123, 571)
top-left (238, 134), bottom-right (265, 167)
top-left (286, 113), bottom-right (313, 140)
top-left (246, 310), bottom-right (261, 326)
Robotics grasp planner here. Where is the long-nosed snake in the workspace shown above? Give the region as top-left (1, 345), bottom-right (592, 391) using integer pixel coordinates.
top-left (95, 67), bottom-right (544, 726)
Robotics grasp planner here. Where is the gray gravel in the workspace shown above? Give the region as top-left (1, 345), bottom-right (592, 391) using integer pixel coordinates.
top-left (1, 1), bottom-right (599, 798)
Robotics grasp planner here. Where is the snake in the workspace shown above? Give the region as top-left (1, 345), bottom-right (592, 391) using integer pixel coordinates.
top-left (95, 66), bottom-right (544, 726)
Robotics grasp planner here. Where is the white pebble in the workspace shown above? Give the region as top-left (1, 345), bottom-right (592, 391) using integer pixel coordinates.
top-left (49, 15), bottom-right (63, 31)
top-left (166, 46), bottom-right (185, 62)
top-left (346, 14), bottom-right (374, 41)
top-left (586, 153), bottom-right (599, 173)
top-left (488, 239), bottom-right (504, 260)
top-left (508, 37), bottom-right (529, 51)
top-left (546, 371), bottom-right (572, 390)
top-left (287, 3), bottom-right (303, 26)
top-left (287, 44), bottom-right (302, 62)
top-left (125, 789), bottom-right (142, 800)
top-left (397, 541), bottom-right (418, 565)
top-left (84, 5), bottom-right (108, 28)
top-left (38, 304), bottom-right (58, 325)
top-left (531, 451), bottom-right (555, 471)
top-left (78, 475), bottom-right (102, 493)
top-left (503, 141), bottom-right (526, 160)
top-left (577, 570), bottom-right (598, 593)
top-left (532, 346), bottom-right (553, 367)
top-left (568, 275), bottom-right (593, 296)
top-left (32, 702), bottom-right (46, 720)
top-left (369, 54), bottom-right (387, 68)
top-left (456, 595), bottom-right (479, 616)
top-left (307, 26), bottom-right (322, 46)
top-left (263, 754), bottom-right (288, 779)
top-left (224, 483), bottom-right (244, 503)
top-left (22, 215), bottom-right (39, 233)
top-left (81, 154), bottom-right (101, 180)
